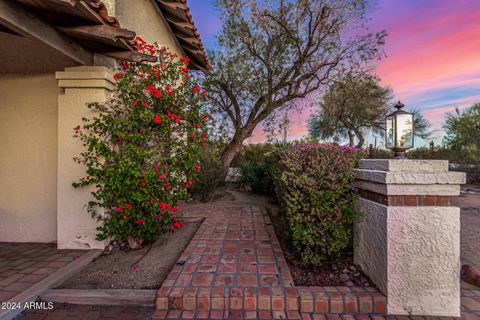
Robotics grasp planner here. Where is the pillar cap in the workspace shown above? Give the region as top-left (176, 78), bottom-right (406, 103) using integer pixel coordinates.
top-left (358, 159), bottom-right (449, 173)
top-left (56, 66), bottom-right (116, 91)
top-left (354, 169), bottom-right (466, 185)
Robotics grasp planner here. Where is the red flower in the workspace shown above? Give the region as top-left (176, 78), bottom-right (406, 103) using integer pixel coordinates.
top-left (154, 89), bottom-right (162, 98)
top-left (74, 124), bottom-right (81, 130)
top-left (135, 219), bottom-right (145, 225)
top-left (167, 112), bottom-right (175, 121)
top-left (175, 115), bottom-right (181, 123)
top-left (192, 85), bottom-right (200, 93)
top-left (196, 124), bottom-right (202, 129)
top-left (165, 86), bottom-right (174, 95)
top-left (122, 214), bottom-right (129, 219)
top-left (153, 115), bottom-right (162, 123)
top-left (201, 91), bottom-right (207, 98)
top-left (113, 72), bottom-right (123, 81)
top-left (117, 206), bottom-right (123, 212)
top-left (125, 204), bottom-right (132, 210)
top-left (181, 56), bottom-right (190, 63)
top-left (145, 85), bottom-right (155, 92)
top-left (196, 165), bottom-right (201, 172)
top-left (174, 221), bottom-right (183, 229)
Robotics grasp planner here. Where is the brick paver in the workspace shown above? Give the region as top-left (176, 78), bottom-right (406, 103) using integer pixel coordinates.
top-left (149, 200), bottom-right (475, 319)
top-left (10, 197), bottom-right (480, 319)
top-left (14, 303), bottom-right (154, 320)
top-left (151, 199), bottom-right (480, 319)
top-left (0, 242), bottom-right (88, 302)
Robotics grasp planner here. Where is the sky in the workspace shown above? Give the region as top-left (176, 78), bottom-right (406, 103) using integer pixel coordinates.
top-left (188, 0), bottom-right (480, 145)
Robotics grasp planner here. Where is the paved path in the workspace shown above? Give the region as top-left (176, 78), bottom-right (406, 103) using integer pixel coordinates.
top-left (0, 243), bottom-right (87, 302)
top-left (152, 197), bottom-right (392, 319)
top-left (12, 190), bottom-right (480, 319)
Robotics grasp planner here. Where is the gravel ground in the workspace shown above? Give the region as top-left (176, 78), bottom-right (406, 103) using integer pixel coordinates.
top-left (60, 220), bottom-right (201, 289)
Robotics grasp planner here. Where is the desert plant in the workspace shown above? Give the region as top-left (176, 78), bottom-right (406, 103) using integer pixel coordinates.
top-left (238, 161), bottom-right (271, 194)
top-left (271, 144), bottom-right (364, 265)
top-left (73, 38), bottom-right (208, 248)
top-left (190, 145), bottom-right (225, 201)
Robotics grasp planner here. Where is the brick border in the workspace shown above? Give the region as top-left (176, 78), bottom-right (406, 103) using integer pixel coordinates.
top-left (356, 189), bottom-right (455, 206)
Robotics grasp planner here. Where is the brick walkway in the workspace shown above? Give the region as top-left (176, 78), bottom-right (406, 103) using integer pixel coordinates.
top-left (0, 243), bottom-right (87, 303)
top-left (152, 201), bottom-right (385, 319)
top-left (10, 195), bottom-right (480, 319)
top-left (152, 199), bottom-right (480, 319)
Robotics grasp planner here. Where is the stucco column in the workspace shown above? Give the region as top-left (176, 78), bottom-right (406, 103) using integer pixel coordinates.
top-left (56, 66), bottom-right (115, 250)
top-left (354, 159), bottom-right (465, 317)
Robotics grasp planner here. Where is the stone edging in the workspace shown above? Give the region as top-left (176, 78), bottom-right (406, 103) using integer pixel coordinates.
top-left (39, 289), bottom-right (156, 307)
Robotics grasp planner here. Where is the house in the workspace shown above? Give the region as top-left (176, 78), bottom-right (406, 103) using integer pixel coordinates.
top-left (0, 0), bottom-right (209, 249)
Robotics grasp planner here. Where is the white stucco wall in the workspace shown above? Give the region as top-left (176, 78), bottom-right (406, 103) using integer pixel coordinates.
top-left (354, 198), bottom-right (388, 294)
top-left (354, 159), bottom-right (463, 317)
top-left (355, 199), bottom-right (460, 316)
top-left (387, 205), bottom-right (460, 316)
top-left (56, 67), bottom-right (114, 250)
top-left (114, 0), bottom-right (184, 56)
top-left (0, 74), bottom-right (59, 242)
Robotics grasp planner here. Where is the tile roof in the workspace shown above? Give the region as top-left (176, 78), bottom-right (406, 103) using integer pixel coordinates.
top-left (13, 0), bottom-right (209, 71)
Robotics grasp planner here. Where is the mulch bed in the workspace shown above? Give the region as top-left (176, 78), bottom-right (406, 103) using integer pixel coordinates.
top-left (267, 204), bottom-right (374, 287)
top-left (60, 220), bottom-right (202, 290)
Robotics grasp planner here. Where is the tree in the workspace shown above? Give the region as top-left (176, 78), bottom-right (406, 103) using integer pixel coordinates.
top-left (308, 75), bottom-right (433, 147)
top-left (443, 103), bottom-right (480, 163)
top-left (308, 74), bottom-right (391, 147)
top-left (203, 0), bottom-right (386, 172)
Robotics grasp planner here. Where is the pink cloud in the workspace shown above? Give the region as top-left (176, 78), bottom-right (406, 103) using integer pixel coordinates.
top-left (248, 1), bottom-right (480, 143)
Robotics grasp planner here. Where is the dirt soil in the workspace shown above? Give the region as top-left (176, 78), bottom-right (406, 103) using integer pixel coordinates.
top-left (267, 204), bottom-right (374, 287)
top-left (61, 220), bottom-right (202, 289)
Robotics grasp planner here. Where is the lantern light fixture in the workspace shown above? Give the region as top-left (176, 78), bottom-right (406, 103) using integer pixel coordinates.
top-left (385, 101), bottom-right (414, 159)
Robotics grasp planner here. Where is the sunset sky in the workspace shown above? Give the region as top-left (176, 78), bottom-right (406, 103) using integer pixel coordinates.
top-left (189, 0), bottom-right (480, 145)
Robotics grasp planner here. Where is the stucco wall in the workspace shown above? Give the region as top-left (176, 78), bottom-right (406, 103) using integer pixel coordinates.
top-left (56, 67), bottom-right (114, 250)
top-left (354, 198), bottom-right (388, 294)
top-left (0, 74), bottom-right (59, 242)
top-left (387, 205), bottom-right (460, 316)
top-left (115, 0), bottom-right (184, 55)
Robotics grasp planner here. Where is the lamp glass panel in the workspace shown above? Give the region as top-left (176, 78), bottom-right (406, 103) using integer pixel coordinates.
top-left (395, 113), bottom-right (413, 148)
top-left (386, 116), bottom-right (395, 149)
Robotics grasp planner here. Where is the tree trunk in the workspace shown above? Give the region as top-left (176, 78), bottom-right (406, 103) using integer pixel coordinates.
top-left (220, 137), bottom-right (244, 175)
top-left (347, 130), bottom-right (354, 147)
top-left (355, 131), bottom-right (365, 148)
top-left (220, 126), bottom-right (254, 175)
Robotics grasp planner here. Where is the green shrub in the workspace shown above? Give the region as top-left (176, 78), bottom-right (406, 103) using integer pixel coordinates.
top-left (238, 161), bottom-right (272, 194)
top-left (271, 144), bottom-right (364, 265)
top-left (232, 143), bottom-right (276, 166)
top-left (190, 145), bottom-right (224, 201)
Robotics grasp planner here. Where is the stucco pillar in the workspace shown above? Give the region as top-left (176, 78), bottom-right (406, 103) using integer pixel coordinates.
top-left (353, 159), bottom-right (465, 317)
top-left (56, 66), bottom-right (115, 250)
